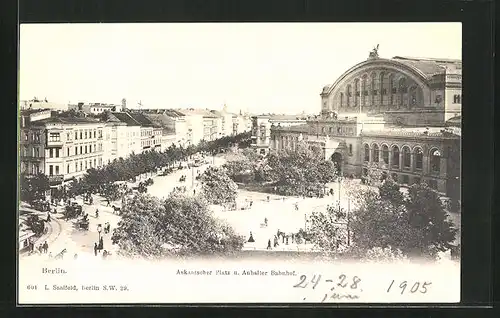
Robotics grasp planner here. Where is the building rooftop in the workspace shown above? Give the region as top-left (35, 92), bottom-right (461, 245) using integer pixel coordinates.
top-left (109, 112), bottom-right (141, 126)
top-left (128, 112), bottom-right (159, 127)
top-left (34, 116), bottom-right (101, 124)
top-left (255, 114), bottom-right (308, 121)
top-left (272, 124), bottom-right (310, 133)
top-left (392, 56), bottom-right (462, 78)
top-left (178, 108), bottom-right (219, 118)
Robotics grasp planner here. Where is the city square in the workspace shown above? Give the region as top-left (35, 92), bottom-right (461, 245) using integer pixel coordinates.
top-left (18, 23), bottom-right (462, 265)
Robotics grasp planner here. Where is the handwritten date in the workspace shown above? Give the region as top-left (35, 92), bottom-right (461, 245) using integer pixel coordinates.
top-left (387, 280), bottom-right (431, 295)
top-left (293, 274), bottom-right (361, 291)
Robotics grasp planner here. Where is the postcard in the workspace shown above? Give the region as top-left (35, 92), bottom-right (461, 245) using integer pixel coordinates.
top-left (18, 22), bottom-right (462, 304)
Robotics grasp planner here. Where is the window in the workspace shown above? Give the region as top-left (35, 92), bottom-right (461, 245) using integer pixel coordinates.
top-left (372, 144), bottom-right (379, 162)
top-left (363, 91), bottom-right (368, 96)
top-left (402, 146), bottom-right (411, 169)
top-left (85, 161), bottom-right (87, 170)
top-left (55, 148), bottom-right (60, 158)
top-left (75, 162), bottom-right (78, 172)
top-left (49, 149), bottom-right (54, 158)
top-left (74, 146), bottom-right (77, 155)
top-left (67, 148), bottom-right (70, 157)
top-left (93, 130), bottom-right (96, 138)
top-left (402, 175), bottom-right (409, 185)
top-left (34, 147), bottom-right (40, 157)
top-left (415, 147), bottom-right (423, 170)
top-left (80, 131), bottom-right (83, 139)
top-left (85, 146), bottom-right (88, 154)
top-left (80, 146), bottom-right (83, 154)
top-left (364, 144), bottom-right (370, 162)
top-left (430, 149), bottom-right (441, 173)
top-left (381, 145), bottom-right (389, 164)
top-left (80, 162), bottom-right (83, 171)
top-left (414, 177), bottom-right (421, 184)
top-left (75, 131), bottom-right (78, 140)
top-left (85, 131), bottom-right (88, 139)
top-left (321, 127), bottom-right (326, 134)
top-left (453, 94), bottom-right (461, 104)
top-left (372, 90), bottom-right (378, 95)
top-left (24, 132), bottom-right (29, 141)
top-left (340, 93), bottom-right (344, 107)
top-left (381, 88), bottom-right (387, 95)
top-left (49, 133), bottom-right (61, 142)
top-left (67, 132), bottom-right (70, 141)
top-left (392, 146), bottom-right (400, 168)
top-left (329, 127), bottom-right (333, 133)
top-left (49, 165), bottom-right (53, 176)
top-left (348, 144), bottom-right (353, 156)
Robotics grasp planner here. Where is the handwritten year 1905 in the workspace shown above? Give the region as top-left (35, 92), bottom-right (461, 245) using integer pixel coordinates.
top-left (293, 274), bottom-right (361, 291)
top-left (386, 280), bottom-right (431, 295)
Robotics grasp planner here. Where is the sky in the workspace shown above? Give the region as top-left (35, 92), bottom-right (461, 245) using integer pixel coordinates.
top-left (19, 23), bottom-right (461, 115)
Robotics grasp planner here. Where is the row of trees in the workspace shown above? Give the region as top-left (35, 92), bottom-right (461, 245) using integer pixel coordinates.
top-left (223, 142), bottom-right (339, 197)
top-left (111, 192), bottom-right (245, 258)
top-left (19, 173), bottom-right (50, 203)
top-left (45, 132), bottom-right (251, 199)
top-left (308, 177), bottom-right (457, 259)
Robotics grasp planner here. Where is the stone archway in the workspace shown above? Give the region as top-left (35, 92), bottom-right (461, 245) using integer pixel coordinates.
top-left (331, 152), bottom-right (343, 175)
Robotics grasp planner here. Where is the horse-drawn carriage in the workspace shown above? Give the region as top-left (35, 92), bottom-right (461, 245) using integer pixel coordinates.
top-left (31, 200), bottom-right (50, 212)
top-left (77, 218), bottom-right (89, 230)
top-left (64, 203), bottom-right (83, 220)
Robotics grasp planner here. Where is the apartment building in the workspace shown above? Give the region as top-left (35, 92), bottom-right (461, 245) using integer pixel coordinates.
top-left (106, 112), bottom-right (142, 161)
top-left (20, 110), bottom-right (105, 186)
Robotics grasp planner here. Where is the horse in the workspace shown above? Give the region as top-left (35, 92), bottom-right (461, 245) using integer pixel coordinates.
top-left (54, 248), bottom-right (67, 260)
top-left (112, 205), bottom-right (121, 214)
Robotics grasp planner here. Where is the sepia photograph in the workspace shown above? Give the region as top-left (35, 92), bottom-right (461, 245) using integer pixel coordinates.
top-left (17, 22), bottom-right (461, 304)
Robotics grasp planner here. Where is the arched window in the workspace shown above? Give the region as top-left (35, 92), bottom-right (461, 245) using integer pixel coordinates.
top-left (354, 79), bottom-right (360, 107)
top-left (415, 147), bottom-right (423, 170)
top-left (372, 144), bottom-right (379, 162)
top-left (402, 146), bottom-right (411, 169)
top-left (409, 86), bottom-right (417, 107)
top-left (389, 74), bottom-right (395, 105)
top-left (430, 149), bottom-right (441, 173)
top-left (381, 144), bottom-right (389, 164)
top-left (399, 78), bottom-right (407, 106)
top-left (379, 72), bottom-right (385, 104)
top-left (364, 144), bottom-right (370, 162)
top-left (340, 92), bottom-right (344, 107)
top-left (321, 127), bottom-right (326, 134)
top-left (346, 85), bottom-right (351, 107)
top-left (392, 145), bottom-right (400, 168)
top-left (370, 72), bottom-right (376, 105)
top-left (329, 127), bottom-right (333, 133)
top-left (362, 75), bottom-right (368, 105)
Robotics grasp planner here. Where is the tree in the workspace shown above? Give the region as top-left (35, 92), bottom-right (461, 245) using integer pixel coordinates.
top-left (309, 205), bottom-right (349, 254)
top-left (263, 142), bottom-right (338, 197)
top-left (111, 193), bottom-right (245, 258)
top-left (348, 182), bottom-right (457, 259)
top-left (200, 166), bottom-right (238, 205)
top-left (20, 173), bottom-right (50, 203)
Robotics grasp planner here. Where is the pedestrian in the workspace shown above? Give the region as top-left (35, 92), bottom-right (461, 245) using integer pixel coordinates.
top-left (103, 250), bottom-right (108, 259)
top-left (193, 189), bottom-right (196, 195)
top-left (106, 198), bottom-right (110, 206)
top-left (48, 252), bottom-right (53, 258)
top-left (282, 234), bottom-right (285, 244)
top-left (286, 236), bottom-right (289, 245)
top-left (264, 217), bottom-right (268, 226)
top-left (273, 236), bottom-right (278, 248)
top-left (42, 241), bottom-right (48, 253)
top-left (99, 237), bottom-right (104, 250)
top-left (94, 243), bottom-right (98, 256)
top-left (267, 239), bottom-right (272, 250)
top-left (291, 233), bottom-right (295, 244)
top-left (38, 244), bottom-right (43, 254)
top-left (248, 232), bottom-right (255, 243)
top-left (95, 209), bottom-right (99, 218)
top-left (249, 200), bottom-right (253, 208)
top-left (46, 212), bottom-right (51, 222)
top-left (73, 254), bottom-right (78, 260)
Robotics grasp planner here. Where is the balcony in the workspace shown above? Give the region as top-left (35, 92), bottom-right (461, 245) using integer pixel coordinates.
top-left (46, 140), bottom-right (63, 148)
